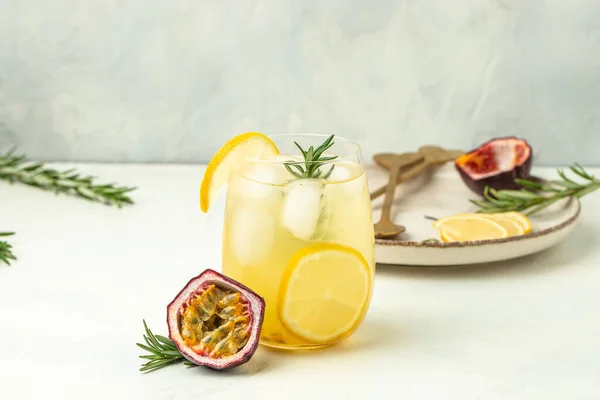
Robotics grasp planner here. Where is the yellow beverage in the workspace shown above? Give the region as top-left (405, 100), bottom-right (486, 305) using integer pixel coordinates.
top-left (221, 134), bottom-right (375, 350)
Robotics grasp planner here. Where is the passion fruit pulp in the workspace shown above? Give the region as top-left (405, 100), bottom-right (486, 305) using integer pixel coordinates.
top-left (167, 269), bottom-right (265, 370)
top-left (455, 136), bottom-right (533, 196)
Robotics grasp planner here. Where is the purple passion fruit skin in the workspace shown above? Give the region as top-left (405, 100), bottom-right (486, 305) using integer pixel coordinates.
top-left (455, 136), bottom-right (533, 196)
top-left (167, 269), bottom-right (265, 370)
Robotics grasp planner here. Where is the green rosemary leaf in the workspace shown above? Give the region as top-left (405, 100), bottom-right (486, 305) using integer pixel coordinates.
top-left (155, 335), bottom-right (176, 347)
top-left (321, 165), bottom-right (336, 179)
top-left (144, 320), bottom-right (165, 348)
top-left (317, 156), bottom-right (338, 162)
top-left (512, 179), bottom-right (547, 191)
top-left (548, 179), bottom-right (581, 190)
top-left (557, 169), bottom-right (577, 185)
top-left (142, 335), bottom-right (157, 350)
top-left (311, 135), bottom-right (335, 160)
top-left (23, 163), bottom-right (42, 172)
top-left (285, 135), bottom-right (339, 180)
top-left (481, 187), bottom-right (515, 206)
top-left (136, 342), bottom-right (163, 356)
top-left (486, 188), bottom-right (509, 201)
top-left (284, 164), bottom-right (302, 178)
top-left (306, 146), bottom-right (314, 161)
top-left (469, 199), bottom-right (499, 210)
top-left (0, 232), bottom-right (16, 266)
top-left (76, 186), bottom-right (97, 200)
top-left (471, 164), bottom-right (599, 215)
top-left (56, 179), bottom-right (79, 188)
top-left (162, 350), bottom-right (185, 357)
top-left (140, 359), bottom-right (183, 373)
top-left (575, 184), bottom-right (600, 198)
top-left (477, 207), bottom-right (513, 214)
top-left (570, 164), bottom-right (594, 181)
top-left (523, 198), bottom-right (556, 216)
top-left (0, 148), bottom-right (136, 207)
top-left (139, 354), bottom-right (160, 360)
top-left (290, 163), bottom-right (304, 174)
top-left (318, 134), bottom-right (334, 151)
top-left (492, 189), bottom-right (540, 200)
top-left (137, 320), bottom-right (189, 373)
top-left (293, 142), bottom-right (306, 158)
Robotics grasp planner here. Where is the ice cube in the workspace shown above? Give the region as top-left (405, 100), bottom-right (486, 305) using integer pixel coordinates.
top-left (326, 161), bottom-right (366, 197)
top-left (232, 163), bottom-right (285, 206)
top-left (245, 162), bottom-right (288, 185)
top-left (329, 161), bottom-right (363, 182)
top-left (228, 207), bottom-right (275, 266)
top-left (281, 179), bottom-right (331, 241)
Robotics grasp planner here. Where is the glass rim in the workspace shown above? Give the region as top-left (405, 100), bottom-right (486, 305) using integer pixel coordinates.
top-left (247, 133), bottom-right (362, 166)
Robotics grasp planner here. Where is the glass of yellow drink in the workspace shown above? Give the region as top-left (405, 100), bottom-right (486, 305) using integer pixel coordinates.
top-left (220, 134), bottom-right (375, 350)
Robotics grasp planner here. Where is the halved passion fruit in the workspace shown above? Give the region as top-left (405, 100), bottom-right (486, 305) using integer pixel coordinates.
top-left (167, 269), bottom-right (265, 370)
top-left (455, 136), bottom-right (533, 196)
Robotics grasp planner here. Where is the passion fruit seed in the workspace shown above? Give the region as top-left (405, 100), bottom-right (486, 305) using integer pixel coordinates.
top-left (179, 284), bottom-right (251, 359)
top-left (167, 269), bottom-right (265, 370)
top-left (460, 144), bottom-right (496, 175)
top-left (455, 136), bottom-right (533, 196)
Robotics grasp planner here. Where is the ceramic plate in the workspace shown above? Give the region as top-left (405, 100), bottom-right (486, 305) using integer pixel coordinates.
top-left (369, 163), bottom-right (581, 266)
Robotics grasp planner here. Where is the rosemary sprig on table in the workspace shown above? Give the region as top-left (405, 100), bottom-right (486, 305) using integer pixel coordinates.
top-left (0, 232), bottom-right (16, 266)
top-left (0, 148), bottom-right (136, 208)
top-left (136, 320), bottom-right (194, 373)
top-left (471, 164), bottom-right (599, 215)
top-left (284, 134), bottom-right (338, 179)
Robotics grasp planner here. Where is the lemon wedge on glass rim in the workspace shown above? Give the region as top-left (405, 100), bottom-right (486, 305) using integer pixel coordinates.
top-left (277, 243), bottom-right (372, 344)
top-left (199, 132), bottom-right (279, 213)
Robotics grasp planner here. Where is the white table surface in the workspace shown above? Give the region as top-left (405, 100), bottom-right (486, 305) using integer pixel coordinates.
top-left (1, 163), bottom-right (599, 400)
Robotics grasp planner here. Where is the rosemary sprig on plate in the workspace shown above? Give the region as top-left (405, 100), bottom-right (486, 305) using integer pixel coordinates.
top-left (0, 232), bottom-right (16, 266)
top-left (0, 148), bottom-right (136, 208)
top-left (284, 134), bottom-right (338, 179)
top-left (136, 320), bottom-right (195, 373)
top-left (471, 164), bottom-right (599, 215)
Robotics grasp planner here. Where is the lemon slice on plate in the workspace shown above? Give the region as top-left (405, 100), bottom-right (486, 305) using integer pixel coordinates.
top-left (199, 132), bottom-right (279, 213)
top-left (486, 212), bottom-right (532, 235)
top-left (433, 213), bottom-right (509, 242)
top-left (277, 243), bottom-right (372, 343)
top-left (484, 215), bottom-right (525, 236)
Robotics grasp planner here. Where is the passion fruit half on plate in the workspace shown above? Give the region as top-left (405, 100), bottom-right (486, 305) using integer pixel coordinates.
top-left (167, 269), bottom-right (265, 370)
top-left (455, 136), bottom-right (533, 196)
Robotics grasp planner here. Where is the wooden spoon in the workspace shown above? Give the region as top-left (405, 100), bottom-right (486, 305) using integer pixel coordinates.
top-left (370, 146), bottom-right (464, 200)
top-left (396, 145), bottom-right (465, 182)
top-left (372, 152), bottom-right (423, 238)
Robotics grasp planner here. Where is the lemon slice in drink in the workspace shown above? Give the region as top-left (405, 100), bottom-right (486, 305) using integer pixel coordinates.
top-left (278, 243), bottom-right (372, 343)
top-left (433, 213), bottom-right (509, 242)
top-left (199, 132), bottom-right (279, 213)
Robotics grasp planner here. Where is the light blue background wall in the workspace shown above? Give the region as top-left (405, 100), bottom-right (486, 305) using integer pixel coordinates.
top-left (0, 0), bottom-right (599, 165)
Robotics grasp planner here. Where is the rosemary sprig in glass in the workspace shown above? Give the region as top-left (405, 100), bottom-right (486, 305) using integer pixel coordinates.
top-left (0, 148), bottom-right (136, 208)
top-left (0, 232), bottom-right (16, 266)
top-left (471, 164), bottom-right (599, 215)
top-left (284, 134), bottom-right (338, 179)
top-left (136, 320), bottom-right (195, 373)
